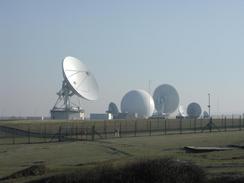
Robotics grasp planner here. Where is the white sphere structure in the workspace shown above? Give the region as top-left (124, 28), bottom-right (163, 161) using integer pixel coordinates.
top-left (121, 89), bottom-right (155, 119)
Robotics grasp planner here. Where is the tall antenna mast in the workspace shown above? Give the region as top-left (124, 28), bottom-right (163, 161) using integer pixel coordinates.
top-left (202, 93), bottom-right (219, 132)
top-left (208, 93), bottom-right (211, 117)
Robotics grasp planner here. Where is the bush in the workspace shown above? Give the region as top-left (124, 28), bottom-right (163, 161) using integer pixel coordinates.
top-left (0, 165), bottom-right (47, 181)
top-left (30, 158), bottom-right (206, 183)
top-left (116, 158), bottom-right (206, 183)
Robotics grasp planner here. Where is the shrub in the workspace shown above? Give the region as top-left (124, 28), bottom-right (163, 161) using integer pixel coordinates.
top-left (30, 158), bottom-right (206, 183)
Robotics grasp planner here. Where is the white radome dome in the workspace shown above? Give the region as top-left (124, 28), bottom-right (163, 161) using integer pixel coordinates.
top-left (121, 89), bottom-right (155, 118)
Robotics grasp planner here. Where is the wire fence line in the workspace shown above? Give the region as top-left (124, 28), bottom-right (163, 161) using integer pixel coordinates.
top-left (0, 116), bottom-right (244, 145)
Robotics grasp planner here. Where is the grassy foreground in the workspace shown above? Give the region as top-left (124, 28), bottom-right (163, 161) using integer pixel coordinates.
top-left (1, 131), bottom-right (244, 182)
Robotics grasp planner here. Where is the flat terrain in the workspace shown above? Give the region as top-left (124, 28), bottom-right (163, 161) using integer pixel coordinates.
top-left (1, 130), bottom-right (244, 182)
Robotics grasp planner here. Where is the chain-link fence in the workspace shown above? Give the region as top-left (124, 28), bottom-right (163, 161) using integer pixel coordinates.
top-left (0, 116), bottom-right (244, 145)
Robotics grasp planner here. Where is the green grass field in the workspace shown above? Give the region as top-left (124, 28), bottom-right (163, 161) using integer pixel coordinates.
top-left (1, 129), bottom-right (244, 182)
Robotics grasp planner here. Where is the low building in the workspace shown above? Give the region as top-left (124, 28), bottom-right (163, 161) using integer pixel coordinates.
top-left (90, 113), bottom-right (113, 120)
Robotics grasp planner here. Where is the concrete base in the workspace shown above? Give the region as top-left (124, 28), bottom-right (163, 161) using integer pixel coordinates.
top-left (50, 109), bottom-right (85, 120)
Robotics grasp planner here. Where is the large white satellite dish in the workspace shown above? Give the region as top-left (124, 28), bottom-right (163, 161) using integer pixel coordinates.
top-left (63, 56), bottom-right (98, 101)
top-left (51, 56), bottom-right (99, 120)
top-left (187, 102), bottom-right (202, 119)
top-left (153, 84), bottom-right (179, 115)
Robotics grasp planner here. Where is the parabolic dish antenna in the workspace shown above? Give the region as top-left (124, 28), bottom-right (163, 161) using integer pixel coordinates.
top-left (107, 102), bottom-right (119, 115)
top-left (203, 111), bottom-right (209, 118)
top-left (187, 102), bottom-right (202, 118)
top-left (153, 84), bottom-right (179, 115)
top-left (178, 105), bottom-right (187, 117)
top-left (178, 105), bottom-right (184, 115)
top-left (51, 56), bottom-right (99, 120)
top-left (63, 56), bottom-right (99, 100)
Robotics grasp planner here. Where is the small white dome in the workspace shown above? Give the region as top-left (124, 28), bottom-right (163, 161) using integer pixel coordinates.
top-left (121, 89), bottom-right (155, 118)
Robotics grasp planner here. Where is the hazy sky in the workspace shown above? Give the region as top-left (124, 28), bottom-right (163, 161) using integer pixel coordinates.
top-left (1, 0), bottom-right (244, 117)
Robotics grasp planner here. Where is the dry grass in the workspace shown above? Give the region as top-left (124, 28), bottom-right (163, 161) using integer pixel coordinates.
top-left (1, 124), bottom-right (244, 182)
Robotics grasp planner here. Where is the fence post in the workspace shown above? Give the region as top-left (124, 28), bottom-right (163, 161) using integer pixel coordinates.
top-left (91, 125), bottom-right (95, 141)
top-left (71, 124), bottom-right (74, 138)
top-left (232, 115), bottom-right (234, 129)
top-left (164, 119), bottom-right (167, 135)
top-left (243, 114), bottom-right (244, 129)
top-left (28, 126), bottom-right (30, 144)
top-left (149, 120), bottom-right (152, 136)
top-left (12, 128), bottom-right (15, 144)
top-left (119, 122), bottom-right (122, 138)
top-left (179, 118), bottom-right (182, 134)
top-left (221, 116), bottom-right (224, 131)
top-left (209, 118), bottom-right (212, 133)
top-left (76, 124), bottom-right (78, 140)
top-left (194, 118), bottom-right (197, 133)
top-left (44, 124), bottom-right (47, 143)
top-left (70, 125), bottom-right (72, 139)
top-left (59, 126), bottom-right (62, 142)
top-left (113, 120), bottom-right (116, 137)
top-left (84, 128), bottom-right (86, 140)
top-left (200, 118), bottom-right (203, 130)
top-left (224, 117), bottom-right (227, 132)
top-left (240, 115), bottom-right (242, 131)
top-left (134, 120), bottom-right (137, 137)
top-left (104, 121), bottom-right (107, 139)
top-left (190, 119), bottom-right (192, 130)
top-left (80, 128), bottom-right (83, 141)
top-left (65, 126), bottom-right (68, 137)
